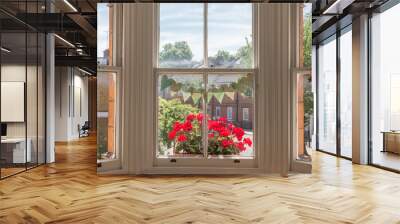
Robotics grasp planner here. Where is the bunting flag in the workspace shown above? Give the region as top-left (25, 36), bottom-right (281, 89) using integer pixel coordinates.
top-left (214, 92), bottom-right (224, 103)
top-left (225, 92), bottom-right (235, 101)
top-left (207, 92), bottom-right (229, 104)
top-left (170, 91), bottom-right (177, 97)
top-left (191, 93), bottom-right (202, 105)
top-left (207, 93), bottom-right (214, 103)
top-left (182, 91), bottom-right (191, 102)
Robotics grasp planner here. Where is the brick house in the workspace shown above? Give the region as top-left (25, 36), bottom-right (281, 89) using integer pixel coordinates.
top-left (207, 92), bottom-right (253, 130)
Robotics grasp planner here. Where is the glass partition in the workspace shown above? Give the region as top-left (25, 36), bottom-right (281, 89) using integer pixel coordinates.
top-left (317, 36), bottom-right (337, 154)
top-left (370, 4), bottom-right (400, 171)
top-left (0, 1), bottom-right (46, 179)
top-left (1, 31), bottom-right (28, 177)
top-left (339, 28), bottom-right (352, 158)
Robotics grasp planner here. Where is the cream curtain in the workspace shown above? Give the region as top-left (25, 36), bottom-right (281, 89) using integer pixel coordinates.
top-left (121, 4), bottom-right (156, 174)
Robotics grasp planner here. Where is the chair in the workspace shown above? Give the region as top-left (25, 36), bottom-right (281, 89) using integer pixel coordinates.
top-left (79, 121), bottom-right (90, 138)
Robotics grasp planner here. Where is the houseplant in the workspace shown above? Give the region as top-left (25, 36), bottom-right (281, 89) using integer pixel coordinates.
top-left (168, 113), bottom-right (252, 156)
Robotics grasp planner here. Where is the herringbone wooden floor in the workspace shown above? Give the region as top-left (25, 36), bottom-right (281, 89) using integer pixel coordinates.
top-left (1, 136), bottom-right (400, 224)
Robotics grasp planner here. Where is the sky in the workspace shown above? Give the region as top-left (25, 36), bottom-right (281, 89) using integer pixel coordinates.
top-left (97, 4), bottom-right (109, 58)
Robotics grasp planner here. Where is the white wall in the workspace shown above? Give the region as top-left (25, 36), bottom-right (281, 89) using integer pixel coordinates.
top-left (1, 65), bottom-right (35, 138)
top-left (54, 67), bottom-right (89, 141)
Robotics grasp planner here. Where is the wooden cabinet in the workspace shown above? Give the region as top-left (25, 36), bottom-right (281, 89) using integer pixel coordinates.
top-left (382, 132), bottom-right (400, 154)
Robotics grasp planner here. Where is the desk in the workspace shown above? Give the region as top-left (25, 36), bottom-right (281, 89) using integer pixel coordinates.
top-left (382, 131), bottom-right (400, 154)
top-left (1, 138), bottom-right (31, 164)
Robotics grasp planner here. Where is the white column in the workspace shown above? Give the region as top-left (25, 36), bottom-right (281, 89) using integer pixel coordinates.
top-left (46, 33), bottom-right (55, 163)
top-left (352, 14), bottom-right (369, 164)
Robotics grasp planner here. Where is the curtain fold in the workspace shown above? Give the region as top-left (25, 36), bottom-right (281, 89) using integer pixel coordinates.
top-left (257, 3), bottom-right (299, 174)
top-left (121, 3), bottom-right (155, 174)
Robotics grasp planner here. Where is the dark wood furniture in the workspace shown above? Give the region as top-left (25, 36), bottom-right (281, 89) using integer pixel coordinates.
top-left (382, 131), bottom-right (400, 154)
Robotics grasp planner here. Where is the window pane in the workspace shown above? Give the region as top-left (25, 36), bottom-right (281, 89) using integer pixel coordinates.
top-left (318, 37), bottom-right (337, 154)
top-left (296, 71), bottom-right (313, 161)
top-left (97, 72), bottom-right (117, 161)
top-left (302, 3), bottom-right (312, 68)
top-left (207, 74), bottom-right (254, 158)
top-left (159, 4), bottom-right (204, 68)
top-left (158, 74), bottom-right (204, 157)
top-left (97, 4), bottom-right (111, 65)
top-left (208, 4), bottom-right (253, 68)
top-left (1, 32), bottom-right (27, 177)
top-left (371, 4), bottom-right (400, 171)
top-left (340, 29), bottom-right (352, 158)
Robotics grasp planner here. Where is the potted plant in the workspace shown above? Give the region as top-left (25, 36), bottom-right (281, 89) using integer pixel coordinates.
top-left (168, 113), bottom-right (252, 156)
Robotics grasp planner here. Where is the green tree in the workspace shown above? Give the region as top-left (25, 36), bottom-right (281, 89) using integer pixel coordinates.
top-left (236, 36), bottom-right (253, 68)
top-left (303, 14), bottom-right (312, 68)
top-left (159, 41), bottom-right (193, 62)
top-left (158, 98), bottom-right (200, 153)
top-left (208, 50), bottom-right (236, 67)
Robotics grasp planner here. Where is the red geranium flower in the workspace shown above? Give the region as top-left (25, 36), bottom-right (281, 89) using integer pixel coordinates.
top-left (233, 127), bottom-right (245, 140)
top-left (208, 120), bottom-right (219, 131)
top-left (208, 133), bottom-right (214, 139)
top-left (220, 128), bottom-right (230, 137)
top-left (243, 137), bottom-right (252, 146)
top-left (186, 114), bottom-right (196, 121)
top-left (236, 142), bottom-right (246, 152)
top-left (168, 130), bottom-right (177, 140)
top-left (183, 121), bottom-right (193, 131)
top-left (173, 121), bottom-right (182, 131)
top-left (196, 113), bottom-right (204, 122)
top-left (218, 117), bottom-right (227, 123)
top-left (177, 134), bottom-right (187, 142)
top-left (221, 139), bottom-right (233, 148)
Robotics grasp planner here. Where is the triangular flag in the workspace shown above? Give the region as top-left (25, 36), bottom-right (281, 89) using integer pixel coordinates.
top-left (214, 92), bottom-right (224, 104)
top-left (182, 91), bottom-right (191, 102)
top-left (225, 92), bottom-right (235, 101)
top-left (207, 92), bottom-right (214, 103)
top-left (192, 93), bottom-right (202, 105)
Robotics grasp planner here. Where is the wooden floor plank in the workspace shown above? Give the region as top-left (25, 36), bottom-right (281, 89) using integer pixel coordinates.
top-left (0, 135), bottom-right (400, 223)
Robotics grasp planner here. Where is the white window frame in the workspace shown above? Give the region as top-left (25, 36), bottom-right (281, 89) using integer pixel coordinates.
top-left (97, 66), bottom-right (124, 173)
top-left (242, 108), bottom-right (249, 121)
top-left (227, 106), bottom-right (233, 121)
top-left (153, 3), bottom-right (260, 170)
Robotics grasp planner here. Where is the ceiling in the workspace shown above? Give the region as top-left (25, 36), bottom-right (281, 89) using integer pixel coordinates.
top-left (311, 0), bottom-right (391, 43)
top-left (0, 0), bottom-right (98, 74)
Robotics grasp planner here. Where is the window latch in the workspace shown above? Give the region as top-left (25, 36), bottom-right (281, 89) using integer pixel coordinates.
top-left (234, 159), bottom-right (240, 163)
top-left (170, 158), bottom-right (177, 163)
